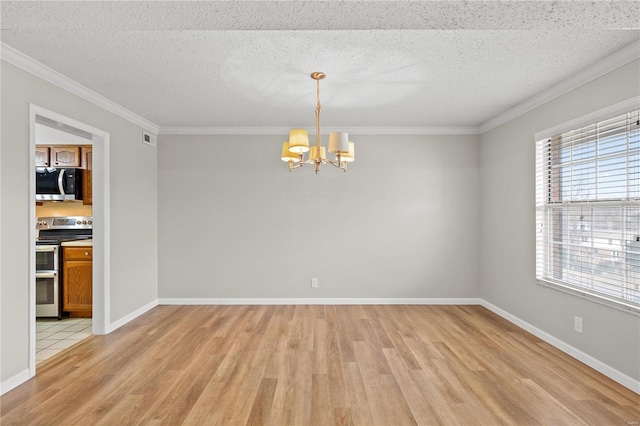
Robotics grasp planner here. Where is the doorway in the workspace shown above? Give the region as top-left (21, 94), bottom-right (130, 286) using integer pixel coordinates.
top-left (28, 105), bottom-right (110, 376)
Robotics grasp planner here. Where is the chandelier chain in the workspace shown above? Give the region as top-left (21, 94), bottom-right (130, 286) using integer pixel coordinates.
top-left (315, 76), bottom-right (322, 148)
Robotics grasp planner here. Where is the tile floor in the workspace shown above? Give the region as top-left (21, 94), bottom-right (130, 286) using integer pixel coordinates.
top-left (36, 317), bottom-right (92, 364)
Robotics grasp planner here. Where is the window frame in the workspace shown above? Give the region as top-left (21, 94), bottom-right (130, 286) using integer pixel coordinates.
top-left (534, 97), bottom-right (640, 316)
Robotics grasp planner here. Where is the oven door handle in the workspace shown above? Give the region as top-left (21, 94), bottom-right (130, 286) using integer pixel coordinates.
top-left (36, 271), bottom-right (57, 279)
top-left (36, 245), bottom-right (58, 253)
top-left (57, 168), bottom-right (66, 196)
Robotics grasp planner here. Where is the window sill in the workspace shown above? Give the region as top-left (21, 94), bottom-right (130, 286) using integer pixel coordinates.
top-left (536, 279), bottom-right (640, 317)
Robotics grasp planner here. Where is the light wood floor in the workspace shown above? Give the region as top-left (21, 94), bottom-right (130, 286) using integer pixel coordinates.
top-left (1, 305), bottom-right (638, 425)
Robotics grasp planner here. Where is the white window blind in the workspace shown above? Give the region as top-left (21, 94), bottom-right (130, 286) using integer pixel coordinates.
top-left (535, 108), bottom-right (640, 313)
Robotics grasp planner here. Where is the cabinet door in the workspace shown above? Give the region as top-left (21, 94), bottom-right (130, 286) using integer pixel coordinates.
top-left (63, 248), bottom-right (92, 316)
top-left (81, 147), bottom-right (92, 205)
top-left (35, 146), bottom-right (50, 167)
top-left (51, 146), bottom-right (81, 167)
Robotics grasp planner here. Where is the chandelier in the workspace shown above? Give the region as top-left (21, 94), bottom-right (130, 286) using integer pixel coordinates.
top-left (281, 72), bottom-right (355, 174)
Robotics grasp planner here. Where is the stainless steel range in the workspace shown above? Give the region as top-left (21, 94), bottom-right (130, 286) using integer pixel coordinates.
top-left (36, 216), bottom-right (92, 318)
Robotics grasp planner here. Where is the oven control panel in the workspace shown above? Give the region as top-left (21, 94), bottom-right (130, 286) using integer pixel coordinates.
top-left (36, 216), bottom-right (93, 230)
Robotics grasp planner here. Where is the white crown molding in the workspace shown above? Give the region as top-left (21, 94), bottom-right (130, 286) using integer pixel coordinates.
top-left (480, 39), bottom-right (640, 134)
top-left (0, 42), bottom-right (159, 134)
top-left (158, 125), bottom-right (480, 136)
top-left (159, 126), bottom-right (292, 135)
top-left (344, 126), bottom-right (481, 135)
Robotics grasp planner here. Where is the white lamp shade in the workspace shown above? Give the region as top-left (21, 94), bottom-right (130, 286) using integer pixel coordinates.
top-left (341, 142), bottom-right (355, 162)
top-left (309, 145), bottom-right (326, 162)
top-left (328, 132), bottom-right (349, 153)
top-left (281, 142), bottom-right (300, 162)
top-left (288, 129), bottom-right (310, 153)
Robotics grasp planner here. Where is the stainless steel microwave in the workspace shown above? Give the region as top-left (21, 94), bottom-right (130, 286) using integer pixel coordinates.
top-left (36, 168), bottom-right (83, 201)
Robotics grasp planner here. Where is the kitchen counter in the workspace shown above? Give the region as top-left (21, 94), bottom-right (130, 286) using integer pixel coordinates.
top-left (61, 239), bottom-right (92, 247)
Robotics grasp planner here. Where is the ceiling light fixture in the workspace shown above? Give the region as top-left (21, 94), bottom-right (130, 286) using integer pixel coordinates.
top-left (281, 72), bottom-right (355, 174)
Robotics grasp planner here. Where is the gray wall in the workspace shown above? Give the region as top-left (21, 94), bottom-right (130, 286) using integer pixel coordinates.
top-left (480, 59), bottom-right (640, 381)
top-left (158, 134), bottom-right (480, 299)
top-left (0, 61), bottom-right (158, 383)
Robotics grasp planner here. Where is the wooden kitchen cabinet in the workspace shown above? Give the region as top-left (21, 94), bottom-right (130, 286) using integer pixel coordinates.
top-left (62, 246), bottom-right (92, 317)
top-left (81, 146), bottom-right (92, 205)
top-left (35, 146), bottom-right (50, 166)
top-left (51, 146), bottom-right (81, 167)
top-left (36, 145), bottom-right (81, 167)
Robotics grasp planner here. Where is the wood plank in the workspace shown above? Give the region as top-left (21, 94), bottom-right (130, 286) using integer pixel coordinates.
top-left (246, 377), bottom-right (278, 426)
top-left (324, 306), bottom-right (351, 409)
top-left (311, 374), bottom-right (334, 425)
top-left (352, 341), bottom-right (417, 425)
top-left (342, 362), bottom-right (374, 426)
top-left (382, 348), bottom-right (441, 424)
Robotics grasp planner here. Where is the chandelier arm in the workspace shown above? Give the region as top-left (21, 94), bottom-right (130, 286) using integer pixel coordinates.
top-left (326, 160), bottom-right (347, 170)
top-left (288, 161), bottom-right (304, 171)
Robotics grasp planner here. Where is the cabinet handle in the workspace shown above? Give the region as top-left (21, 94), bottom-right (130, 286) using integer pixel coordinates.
top-left (85, 252), bottom-right (89, 256)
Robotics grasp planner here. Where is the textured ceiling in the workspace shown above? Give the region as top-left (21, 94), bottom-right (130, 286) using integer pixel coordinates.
top-left (1, 1), bottom-right (639, 131)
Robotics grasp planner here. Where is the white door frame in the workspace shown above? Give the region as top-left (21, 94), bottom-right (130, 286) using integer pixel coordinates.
top-left (28, 104), bottom-right (111, 376)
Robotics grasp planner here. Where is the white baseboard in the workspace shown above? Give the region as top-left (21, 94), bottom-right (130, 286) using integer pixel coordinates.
top-left (106, 299), bottom-right (158, 333)
top-left (1, 369), bottom-right (30, 396)
top-left (158, 297), bottom-right (483, 305)
top-left (480, 300), bottom-right (640, 394)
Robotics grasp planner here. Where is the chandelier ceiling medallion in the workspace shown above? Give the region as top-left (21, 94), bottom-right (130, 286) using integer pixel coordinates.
top-left (281, 72), bottom-right (355, 174)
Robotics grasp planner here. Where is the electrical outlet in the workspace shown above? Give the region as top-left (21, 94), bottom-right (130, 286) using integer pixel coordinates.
top-left (311, 277), bottom-right (318, 288)
top-left (574, 316), bottom-right (583, 333)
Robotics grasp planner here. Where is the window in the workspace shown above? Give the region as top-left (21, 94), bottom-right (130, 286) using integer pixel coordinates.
top-left (535, 103), bottom-right (640, 313)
